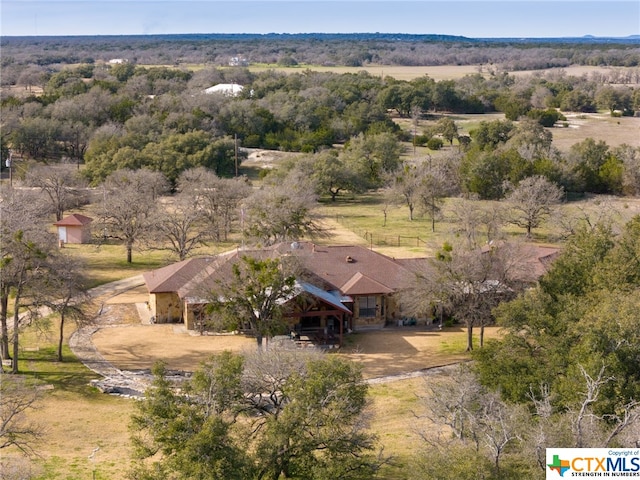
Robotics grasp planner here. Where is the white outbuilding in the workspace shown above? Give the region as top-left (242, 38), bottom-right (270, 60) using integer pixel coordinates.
top-left (204, 83), bottom-right (244, 97)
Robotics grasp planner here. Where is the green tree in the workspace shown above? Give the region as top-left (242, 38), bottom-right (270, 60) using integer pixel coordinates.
top-left (595, 86), bottom-right (632, 115)
top-left (110, 62), bottom-right (136, 82)
top-left (11, 117), bottom-right (62, 161)
top-left (306, 150), bottom-right (364, 202)
top-left (474, 218), bottom-right (640, 416)
top-left (470, 119), bottom-right (514, 151)
top-left (435, 117), bottom-right (459, 145)
top-left (208, 256), bottom-right (297, 348)
top-left (129, 358), bottom-right (251, 480)
top-left (462, 149), bottom-right (523, 200)
top-left (130, 350), bottom-right (383, 480)
top-left (568, 137), bottom-right (612, 194)
top-left (494, 92), bottom-right (531, 121)
top-left (340, 132), bottom-right (402, 189)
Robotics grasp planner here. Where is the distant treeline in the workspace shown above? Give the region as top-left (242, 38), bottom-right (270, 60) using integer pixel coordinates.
top-left (1, 33), bottom-right (639, 71)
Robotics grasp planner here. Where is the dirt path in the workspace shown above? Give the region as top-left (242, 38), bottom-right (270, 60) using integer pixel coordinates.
top-left (69, 276), bottom-right (154, 396)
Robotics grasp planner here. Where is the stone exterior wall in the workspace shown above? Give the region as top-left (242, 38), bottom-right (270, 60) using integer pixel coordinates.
top-left (149, 292), bottom-right (183, 323)
top-left (353, 294), bottom-right (384, 329)
top-left (351, 294), bottom-right (402, 329)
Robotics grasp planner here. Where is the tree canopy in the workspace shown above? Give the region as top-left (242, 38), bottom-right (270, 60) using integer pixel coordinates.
top-left (129, 349), bottom-right (384, 480)
top-left (474, 216), bottom-right (640, 416)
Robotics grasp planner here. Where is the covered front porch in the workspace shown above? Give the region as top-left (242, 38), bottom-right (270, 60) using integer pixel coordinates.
top-left (285, 282), bottom-right (353, 348)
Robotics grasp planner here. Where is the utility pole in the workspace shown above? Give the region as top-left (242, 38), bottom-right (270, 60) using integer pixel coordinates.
top-left (5, 150), bottom-right (13, 187)
top-left (234, 133), bottom-right (239, 177)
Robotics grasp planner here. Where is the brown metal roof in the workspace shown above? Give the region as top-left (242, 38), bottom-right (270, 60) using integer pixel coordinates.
top-left (143, 257), bottom-right (214, 293)
top-left (53, 213), bottom-right (93, 226)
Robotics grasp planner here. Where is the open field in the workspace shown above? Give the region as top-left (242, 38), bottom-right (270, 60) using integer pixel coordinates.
top-left (247, 64), bottom-right (638, 83)
top-left (394, 110), bottom-right (640, 152)
top-left (550, 112), bottom-right (640, 150)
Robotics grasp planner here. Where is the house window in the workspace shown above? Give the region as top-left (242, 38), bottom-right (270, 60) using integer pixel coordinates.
top-left (358, 296), bottom-right (377, 318)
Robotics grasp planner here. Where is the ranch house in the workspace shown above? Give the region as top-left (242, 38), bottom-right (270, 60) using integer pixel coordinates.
top-left (143, 242), bottom-right (422, 340)
top-left (143, 241), bottom-right (559, 344)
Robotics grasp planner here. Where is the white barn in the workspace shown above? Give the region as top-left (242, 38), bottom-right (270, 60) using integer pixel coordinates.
top-left (204, 83), bottom-right (244, 97)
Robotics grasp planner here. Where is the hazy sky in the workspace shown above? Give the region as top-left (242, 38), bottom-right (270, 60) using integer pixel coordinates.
top-left (1, 1), bottom-right (639, 38)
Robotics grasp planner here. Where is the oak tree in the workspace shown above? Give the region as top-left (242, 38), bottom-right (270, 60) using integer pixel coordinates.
top-left (504, 175), bottom-right (564, 238)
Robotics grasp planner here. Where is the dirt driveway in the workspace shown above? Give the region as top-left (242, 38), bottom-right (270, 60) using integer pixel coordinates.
top-left (88, 264), bottom-right (500, 381)
top-left (91, 304), bottom-right (498, 380)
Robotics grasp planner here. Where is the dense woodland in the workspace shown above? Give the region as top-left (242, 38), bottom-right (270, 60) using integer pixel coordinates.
top-left (1, 35), bottom-right (640, 479)
top-left (2, 36), bottom-right (640, 199)
top-left (3, 33), bottom-right (640, 70)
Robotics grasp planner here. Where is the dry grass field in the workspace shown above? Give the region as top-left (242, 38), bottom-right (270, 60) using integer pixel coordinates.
top-left (395, 110), bottom-right (640, 153)
top-left (248, 64), bottom-right (635, 83)
top-left (552, 112), bottom-right (640, 150)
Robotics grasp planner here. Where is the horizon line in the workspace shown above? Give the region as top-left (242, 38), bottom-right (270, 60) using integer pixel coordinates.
top-left (2, 32), bottom-right (639, 40)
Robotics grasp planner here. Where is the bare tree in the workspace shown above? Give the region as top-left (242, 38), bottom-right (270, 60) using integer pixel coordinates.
top-left (448, 197), bottom-right (506, 249)
top-left (505, 175), bottom-right (563, 238)
top-left (389, 155), bottom-right (459, 228)
top-left (401, 241), bottom-right (528, 351)
top-left (153, 193), bottom-right (209, 261)
top-left (177, 167), bottom-right (251, 243)
top-left (417, 154), bottom-right (461, 232)
top-left (416, 365), bottom-right (526, 475)
top-left (614, 144), bottom-right (640, 196)
top-left (389, 164), bottom-right (421, 221)
top-left (243, 170), bottom-right (323, 246)
top-left (417, 366), bottom-right (484, 446)
top-left (24, 164), bottom-right (88, 221)
top-left (379, 184), bottom-right (398, 227)
top-left (572, 364), bottom-right (613, 448)
top-left (96, 169), bottom-right (166, 263)
top-left (1, 231), bottom-right (49, 373)
top-left (478, 392), bottom-right (526, 474)
top-left (0, 376), bottom-right (43, 455)
top-left (551, 196), bottom-right (623, 240)
top-left (16, 65), bottom-right (46, 93)
top-left (31, 254), bottom-right (90, 362)
top-left (0, 190), bottom-right (54, 372)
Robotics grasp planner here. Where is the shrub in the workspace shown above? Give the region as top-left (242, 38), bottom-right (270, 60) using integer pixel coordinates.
top-left (426, 137), bottom-right (444, 150)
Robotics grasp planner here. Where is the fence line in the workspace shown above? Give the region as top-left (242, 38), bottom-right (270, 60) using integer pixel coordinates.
top-left (335, 216), bottom-right (429, 248)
